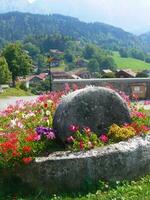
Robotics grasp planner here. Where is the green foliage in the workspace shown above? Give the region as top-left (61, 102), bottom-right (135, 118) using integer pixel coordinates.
top-left (0, 88), bottom-right (32, 98)
top-left (100, 56), bottom-right (117, 71)
top-left (129, 48), bottom-right (145, 61)
top-left (67, 126), bottom-right (105, 151)
top-left (88, 58), bottom-right (99, 72)
top-left (83, 44), bottom-right (98, 59)
top-left (0, 56), bottom-right (11, 84)
top-left (3, 42), bottom-right (32, 86)
top-left (136, 71), bottom-right (149, 77)
top-left (119, 48), bottom-right (128, 57)
top-left (64, 50), bottom-right (74, 62)
top-left (102, 72), bottom-right (116, 78)
top-left (112, 51), bottom-right (150, 71)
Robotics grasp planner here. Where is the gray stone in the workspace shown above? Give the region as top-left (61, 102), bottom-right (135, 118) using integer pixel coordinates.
top-left (9, 134), bottom-right (150, 194)
top-left (53, 86), bottom-right (131, 142)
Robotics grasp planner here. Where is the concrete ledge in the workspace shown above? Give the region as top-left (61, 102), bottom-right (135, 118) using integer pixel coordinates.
top-left (15, 135), bottom-right (150, 193)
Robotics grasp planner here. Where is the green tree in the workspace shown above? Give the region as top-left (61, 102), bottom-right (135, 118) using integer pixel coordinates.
top-left (88, 58), bottom-right (99, 72)
top-left (136, 71), bottom-right (149, 78)
top-left (0, 56), bottom-right (11, 84)
top-left (119, 48), bottom-right (128, 58)
top-left (100, 57), bottom-right (117, 71)
top-left (129, 48), bottom-right (145, 61)
top-left (64, 50), bottom-right (74, 63)
top-left (23, 42), bottom-right (40, 59)
top-left (3, 43), bottom-right (32, 86)
top-left (83, 45), bottom-right (98, 59)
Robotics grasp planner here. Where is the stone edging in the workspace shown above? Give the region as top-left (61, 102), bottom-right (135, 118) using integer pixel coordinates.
top-left (14, 135), bottom-right (150, 193)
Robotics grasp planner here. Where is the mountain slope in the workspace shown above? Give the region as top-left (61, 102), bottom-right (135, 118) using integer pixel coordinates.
top-left (0, 12), bottom-right (143, 50)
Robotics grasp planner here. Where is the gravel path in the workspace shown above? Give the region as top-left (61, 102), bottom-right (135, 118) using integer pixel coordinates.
top-left (0, 96), bottom-right (38, 111)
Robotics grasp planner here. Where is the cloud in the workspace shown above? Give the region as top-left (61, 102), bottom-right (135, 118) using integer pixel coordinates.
top-left (27, 0), bottom-right (36, 3)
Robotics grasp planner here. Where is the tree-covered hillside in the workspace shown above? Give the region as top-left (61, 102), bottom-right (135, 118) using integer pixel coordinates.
top-left (0, 12), bottom-right (143, 50)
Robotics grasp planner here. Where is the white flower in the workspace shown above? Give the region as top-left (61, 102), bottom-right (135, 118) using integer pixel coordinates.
top-left (47, 100), bottom-right (53, 104)
top-left (46, 110), bottom-right (51, 116)
top-left (10, 119), bottom-right (17, 128)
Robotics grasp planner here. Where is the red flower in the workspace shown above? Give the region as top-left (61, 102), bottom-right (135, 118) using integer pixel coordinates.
top-left (99, 134), bottom-right (109, 143)
top-left (79, 140), bottom-right (84, 150)
top-left (44, 103), bottom-right (48, 108)
top-left (22, 157), bottom-right (32, 165)
top-left (25, 133), bottom-right (37, 142)
top-left (22, 146), bottom-right (31, 153)
top-left (12, 151), bottom-right (20, 157)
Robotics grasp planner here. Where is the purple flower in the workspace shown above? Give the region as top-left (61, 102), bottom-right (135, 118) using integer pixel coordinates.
top-left (36, 126), bottom-right (56, 140)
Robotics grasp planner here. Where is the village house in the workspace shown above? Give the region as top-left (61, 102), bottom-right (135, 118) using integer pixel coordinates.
top-left (101, 69), bottom-right (113, 75)
top-left (49, 49), bottom-right (64, 55)
top-left (51, 71), bottom-right (73, 79)
top-left (69, 69), bottom-right (91, 79)
top-left (116, 69), bottom-right (136, 78)
top-left (50, 58), bottom-right (61, 67)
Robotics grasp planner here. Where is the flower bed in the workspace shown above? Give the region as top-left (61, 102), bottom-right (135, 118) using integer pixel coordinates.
top-left (0, 85), bottom-right (150, 169)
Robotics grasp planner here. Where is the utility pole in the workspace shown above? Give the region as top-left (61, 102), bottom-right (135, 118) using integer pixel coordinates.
top-left (47, 55), bottom-right (53, 92)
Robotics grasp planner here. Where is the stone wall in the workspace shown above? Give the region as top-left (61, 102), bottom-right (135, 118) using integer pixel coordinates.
top-left (14, 135), bottom-right (150, 193)
top-left (53, 78), bottom-right (150, 99)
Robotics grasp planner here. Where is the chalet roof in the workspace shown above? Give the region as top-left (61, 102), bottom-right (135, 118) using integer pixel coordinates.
top-left (102, 69), bottom-right (113, 73)
top-left (68, 69), bottom-right (90, 76)
top-left (49, 49), bottom-right (64, 54)
top-left (117, 69), bottom-right (136, 77)
top-left (51, 71), bottom-right (72, 78)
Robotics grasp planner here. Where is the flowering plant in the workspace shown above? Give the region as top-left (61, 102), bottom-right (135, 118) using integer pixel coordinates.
top-left (0, 86), bottom-right (150, 169)
top-left (66, 125), bottom-right (109, 151)
top-left (0, 93), bottom-right (62, 169)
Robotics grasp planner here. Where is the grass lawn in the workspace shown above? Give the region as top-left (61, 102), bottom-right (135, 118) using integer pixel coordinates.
top-left (112, 51), bottom-right (150, 72)
top-left (1, 173), bottom-right (150, 200)
top-left (0, 88), bottom-right (33, 98)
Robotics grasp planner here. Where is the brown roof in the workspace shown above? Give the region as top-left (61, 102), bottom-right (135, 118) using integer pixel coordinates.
top-left (117, 69), bottom-right (136, 77)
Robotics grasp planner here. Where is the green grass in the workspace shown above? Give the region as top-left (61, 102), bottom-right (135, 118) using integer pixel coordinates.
top-left (1, 173), bottom-right (150, 200)
top-left (112, 51), bottom-right (150, 72)
top-left (0, 88), bottom-right (33, 98)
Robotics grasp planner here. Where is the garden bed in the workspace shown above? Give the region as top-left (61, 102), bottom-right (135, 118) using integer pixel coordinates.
top-left (0, 85), bottom-right (150, 194)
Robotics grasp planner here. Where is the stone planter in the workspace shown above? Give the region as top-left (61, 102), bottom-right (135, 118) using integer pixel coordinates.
top-left (8, 135), bottom-right (149, 193)
top-left (0, 135), bottom-right (150, 193)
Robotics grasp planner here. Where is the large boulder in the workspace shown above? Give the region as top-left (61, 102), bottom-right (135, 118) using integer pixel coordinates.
top-left (53, 86), bottom-right (131, 142)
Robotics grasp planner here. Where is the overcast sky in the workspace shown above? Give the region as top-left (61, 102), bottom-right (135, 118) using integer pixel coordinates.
top-left (26, 0), bottom-right (150, 34)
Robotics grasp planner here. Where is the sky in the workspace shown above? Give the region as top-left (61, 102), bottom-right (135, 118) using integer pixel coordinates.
top-left (3, 0), bottom-right (150, 34)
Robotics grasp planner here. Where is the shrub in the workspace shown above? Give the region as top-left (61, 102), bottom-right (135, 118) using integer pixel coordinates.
top-left (108, 124), bottom-right (136, 142)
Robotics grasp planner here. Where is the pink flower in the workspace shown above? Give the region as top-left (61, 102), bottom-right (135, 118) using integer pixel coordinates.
top-left (67, 136), bottom-right (74, 143)
top-left (65, 83), bottom-right (71, 93)
top-left (83, 127), bottom-right (91, 135)
top-left (34, 134), bottom-right (41, 141)
top-left (69, 124), bottom-right (79, 132)
top-left (73, 84), bottom-right (78, 91)
top-left (99, 134), bottom-right (109, 143)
